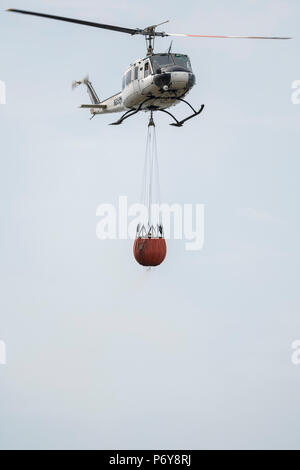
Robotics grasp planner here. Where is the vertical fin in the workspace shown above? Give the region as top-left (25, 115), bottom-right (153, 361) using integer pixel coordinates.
top-left (72, 76), bottom-right (100, 104)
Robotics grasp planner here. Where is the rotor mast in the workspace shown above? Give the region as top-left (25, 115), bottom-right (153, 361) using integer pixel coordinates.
top-left (143, 21), bottom-right (169, 55)
top-left (146, 34), bottom-right (155, 56)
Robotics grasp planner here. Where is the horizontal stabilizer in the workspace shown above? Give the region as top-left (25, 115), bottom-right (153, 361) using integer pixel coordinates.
top-left (80, 104), bottom-right (107, 109)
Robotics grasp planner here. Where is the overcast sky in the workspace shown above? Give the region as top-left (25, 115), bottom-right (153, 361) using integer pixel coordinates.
top-left (0, 0), bottom-right (300, 450)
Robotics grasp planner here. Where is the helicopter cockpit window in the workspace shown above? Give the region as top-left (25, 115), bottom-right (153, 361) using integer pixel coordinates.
top-left (151, 54), bottom-right (174, 72)
top-left (122, 76), bottom-right (125, 90)
top-left (134, 66), bottom-right (139, 80)
top-left (144, 61), bottom-right (150, 78)
top-left (173, 54), bottom-right (192, 71)
top-left (151, 53), bottom-right (192, 72)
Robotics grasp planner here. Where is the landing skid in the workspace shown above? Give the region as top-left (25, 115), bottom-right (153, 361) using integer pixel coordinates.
top-left (157, 103), bottom-right (205, 127)
top-left (109, 97), bottom-right (205, 127)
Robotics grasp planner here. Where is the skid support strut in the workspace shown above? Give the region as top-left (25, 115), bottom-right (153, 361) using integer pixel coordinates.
top-left (109, 97), bottom-right (153, 125)
top-left (157, 102), bottom-right (205, 127)
top-left (109, 96), bottom-right (205, 127)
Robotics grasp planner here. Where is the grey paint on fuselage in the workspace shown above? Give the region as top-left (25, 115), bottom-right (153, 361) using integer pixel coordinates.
top-left (90, 53), bottom-right (196, 116)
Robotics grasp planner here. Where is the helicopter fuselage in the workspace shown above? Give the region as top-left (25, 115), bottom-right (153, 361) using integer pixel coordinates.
top-left (88, 53), bottom-right (196, 117)
top-left (7, 8), bottom-right (290, 127)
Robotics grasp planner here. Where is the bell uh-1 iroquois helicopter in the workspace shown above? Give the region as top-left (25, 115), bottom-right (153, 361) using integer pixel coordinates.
top-left (7, 9), bottom-right (291, 127)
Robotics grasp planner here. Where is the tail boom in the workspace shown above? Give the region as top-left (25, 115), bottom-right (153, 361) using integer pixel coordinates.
top-left (73, 76), bottom-right (125, 117)
top-left (82, 92), bottom-right (126, 117)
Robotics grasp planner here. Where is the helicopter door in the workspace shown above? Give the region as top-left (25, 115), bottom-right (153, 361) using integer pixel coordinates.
top-left (140, 59), bottom-right (153, 95)
top-left (132, 65), bottom-right (140, 95)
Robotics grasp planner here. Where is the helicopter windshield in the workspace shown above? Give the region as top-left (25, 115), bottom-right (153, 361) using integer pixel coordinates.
top-left (173, 54), bottom-right (192, 71)
top-left (151, 53), bottom-right (192, 72)
top-left (151, 54), bottom-right (174, 72)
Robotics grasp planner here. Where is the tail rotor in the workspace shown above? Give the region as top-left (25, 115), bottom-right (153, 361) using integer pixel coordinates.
top-left (72, 75), bottom-right (100, 104)
top-left (72, 75), bottom-right (89, 90)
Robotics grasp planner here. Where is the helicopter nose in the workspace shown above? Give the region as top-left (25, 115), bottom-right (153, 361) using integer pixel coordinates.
top-left (154, 72), bottom-right (171, 89)
top-left (170, 71), bottom-right (195, 90)
top-left (154, 70), bottom-right (195, 91)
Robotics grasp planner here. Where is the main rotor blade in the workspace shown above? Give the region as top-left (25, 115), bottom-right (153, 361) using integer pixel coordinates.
top-left (6, 9), bottom-right (139, 35)
top-left (7, 10), bottom-right (292, 40)
top-left (167, 33), bottom-right (291, 40)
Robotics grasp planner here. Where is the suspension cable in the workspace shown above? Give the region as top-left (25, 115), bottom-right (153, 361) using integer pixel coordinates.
top-left (139, 112), bottom-right (162, 232)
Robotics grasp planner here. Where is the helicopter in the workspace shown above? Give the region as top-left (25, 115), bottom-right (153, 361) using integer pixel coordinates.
top-left (7, 8), bottom-right (291, 127)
